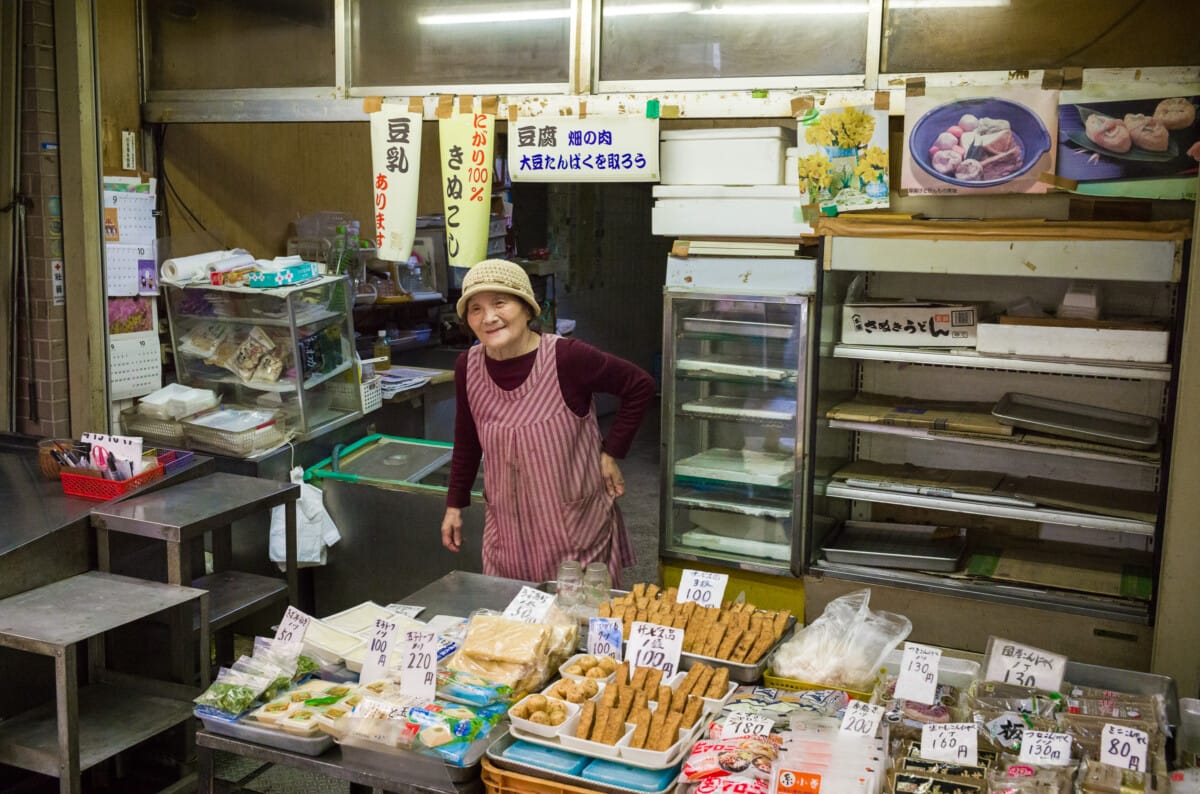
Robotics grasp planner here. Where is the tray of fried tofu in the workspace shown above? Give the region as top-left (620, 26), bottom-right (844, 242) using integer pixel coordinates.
top-left (506, 661), bottom-right (734, 770)
top-left (597, 583), bottom-right (797, 683)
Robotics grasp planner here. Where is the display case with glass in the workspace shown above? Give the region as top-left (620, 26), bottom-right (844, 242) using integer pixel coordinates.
top-left (659, 257), bottom-right (816, 576)
top-left (164, 275), bottom-right (362, 442)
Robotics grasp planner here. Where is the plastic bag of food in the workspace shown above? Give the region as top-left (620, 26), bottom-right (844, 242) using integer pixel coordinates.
top-left (683, 737), bottom-right (779, 782)
top-left (435, 669), bottom-right (513, 707)
top-left (447, 611), bottom-right (553, 693)
top-left (253, 636), bottom-right (303, 679)
top-left (769, 589), bottom-right (910, 691)
top-left (962, 681), bottom-right (1064, 720)
top-left (194, 666), bottom-right (275, 720)
top-left (233, 326), bottom-right (274, 381)
top-left (971, 708), bottom-right (1059, 754)
top-left (707, 687), bottom-right (849, 743)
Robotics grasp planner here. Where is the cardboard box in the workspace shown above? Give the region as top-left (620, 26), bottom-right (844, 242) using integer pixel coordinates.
top-left (841, 300), bottom-right (980, 346)
top-left (660, 127), bottom-right (794, 186)
top-left (976, 322), bottom-right (1168, 363)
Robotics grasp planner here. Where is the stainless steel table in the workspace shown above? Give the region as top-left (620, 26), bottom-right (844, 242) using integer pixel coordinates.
top-left (197, 731), bottom-right (482, 794)
top-left (195, 570), bottom-right (528, 794)
top-left (0, 571), bottom-right (209, 794)
top-left (91, 472), bottom-right (300, 671)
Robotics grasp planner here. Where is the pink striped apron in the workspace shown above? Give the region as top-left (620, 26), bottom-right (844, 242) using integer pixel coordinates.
top-left (467, 333), bottom-right (635, 587)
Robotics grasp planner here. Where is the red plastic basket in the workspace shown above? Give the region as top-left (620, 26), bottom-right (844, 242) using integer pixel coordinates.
top-left (60, 463), bottom-right (165, 500)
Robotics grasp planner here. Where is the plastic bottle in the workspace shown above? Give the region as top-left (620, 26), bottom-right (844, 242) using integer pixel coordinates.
top-left (374, 330), bottom-right (391, 371)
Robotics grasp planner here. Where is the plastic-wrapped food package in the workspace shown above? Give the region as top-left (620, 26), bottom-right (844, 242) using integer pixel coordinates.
top-left (230, 654), bottom-right (293, 701)
top-left (988, 756), bottom-right (1078, 793)
top-left (446, 612), bottom-right (554, 692)
top-left (972, 709), bottom-right (1059, 755)
top-left (194, 666), bottom-right (275, 720)
top-left (769, 716), bottom-right (885, 794)
top-left (683, 736), bottom-right (780, 782)
top-left (769, 589), bottom-right (910, 691)
top-left (961, 681), bottom-right (1064, 720)
top-left (435, 669), bottom-right (514, 707)
top-left (875, 677), bottom-right (958, 743)
top-left (1077, 756), bottom-right (1169, 793)
top-left (706, 687), bottom-right (849, 744)
top-left (253, 637), bottom-right (303, 678)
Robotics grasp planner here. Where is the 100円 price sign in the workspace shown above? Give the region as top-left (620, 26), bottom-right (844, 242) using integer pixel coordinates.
top-left (624, 621), bottom-right (683, 678)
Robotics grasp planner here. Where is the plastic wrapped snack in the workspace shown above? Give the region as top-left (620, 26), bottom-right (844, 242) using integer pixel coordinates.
top-left (435, 669), bottom-right (513, 707)
top-left (179, 322), bottom-right (230, 359)
top-left (971, 708), bottom-right (1059, 754)
top-left (194, 666), bottom-right (275, 720)
top-left (447, 612), bottom-right (553, 692)
top-left (683, 737), bottom-right (780, 782)
top-left (962, 680), bottom-right (1064, 720)
top-left (875, 677), bottom-right (958, 742)
top-left (233, 326), bottom-right (275, 382)
top-left (769, 589), bottom-right (910, 691)
top-left (230, 654), bottom-right (292, 701)
top-left (707, 686), bottom-right (849, 743)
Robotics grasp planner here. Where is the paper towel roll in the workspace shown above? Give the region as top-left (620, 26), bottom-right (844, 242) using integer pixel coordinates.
top-left (161, 249), bottom-right (247, 282)
top-left (206, 253), bottom-right (256, 274)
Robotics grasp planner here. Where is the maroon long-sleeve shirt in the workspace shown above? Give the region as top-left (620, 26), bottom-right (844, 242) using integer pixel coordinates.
top-left (446, 337), bottom-right (656, 508)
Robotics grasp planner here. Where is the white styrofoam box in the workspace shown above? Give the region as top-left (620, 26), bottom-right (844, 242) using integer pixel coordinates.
top-left (651, 186), bottom-right (812, 238)
top-left (976, 323), bottom-right (1169, 363)
top-left (784, 147), bottom-right (800, 186)
top-left (660, 127), bottom-right (795, 186)
top-left (842, 301), bottom-right (980, 347)
top-left (665, 255), bottom-right (817, 294)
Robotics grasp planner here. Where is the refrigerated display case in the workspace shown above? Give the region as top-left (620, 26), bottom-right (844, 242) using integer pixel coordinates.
top-left (659, 256), bottom-right (817, 576)
top-left (804, 219), bottom-right (1190, 668)
top-left (164, 275), bottom-right (362, 443)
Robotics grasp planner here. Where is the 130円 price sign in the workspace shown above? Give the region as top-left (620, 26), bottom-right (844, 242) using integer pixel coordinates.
top-left (983, 637), bottom-right (1067, 692)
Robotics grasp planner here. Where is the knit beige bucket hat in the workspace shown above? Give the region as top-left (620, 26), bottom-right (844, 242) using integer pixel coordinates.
top-left (456, 259), bottom-right (540, 319)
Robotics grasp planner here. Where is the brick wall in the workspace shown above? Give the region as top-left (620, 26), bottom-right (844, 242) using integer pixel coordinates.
top-left (16, 0), bottom-right (70, 438)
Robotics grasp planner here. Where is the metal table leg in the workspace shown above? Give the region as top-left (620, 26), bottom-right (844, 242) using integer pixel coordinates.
top-left (55, 643), bottom-right (80, 794)
top-left (211, 525), bottom-right (235, 664)
top-left (285, 501), bottom-right (299, 606)
top-left (196, 741), bottom-right (216, 794)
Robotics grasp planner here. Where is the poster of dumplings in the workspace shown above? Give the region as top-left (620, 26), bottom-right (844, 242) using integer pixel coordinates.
top-left (795, 104), bottom-right (890, 212)
top-left (901, 87), bottom-right (1058, 195)
top-left (1057, 96), bottom-right (1199, 185)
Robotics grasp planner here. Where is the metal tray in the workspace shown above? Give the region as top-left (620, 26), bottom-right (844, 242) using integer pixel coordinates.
top-left (486, 729), bottom-right (682, 794)
top-left (992, 392), bottom-right (1159, 450)
top-left (338, 730), bottom-right (492, 783)
top-left (820, 521), bottom-right (966, 573)
top-left (197, 713), bottom-right (334, 757)
top-left (536, 581), bottom-right (797, 683)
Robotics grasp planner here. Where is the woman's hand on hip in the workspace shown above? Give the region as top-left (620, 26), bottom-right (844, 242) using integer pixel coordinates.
top-left (601, 452), bottom-right (625, 499)
top-left (441, 507), bottom-right (463, 552)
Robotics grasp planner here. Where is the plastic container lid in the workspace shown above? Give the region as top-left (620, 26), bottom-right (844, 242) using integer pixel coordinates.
top-left (501, 740), bottom-right (589, 775)
top-left (580, 757), bottom-right (681, 792)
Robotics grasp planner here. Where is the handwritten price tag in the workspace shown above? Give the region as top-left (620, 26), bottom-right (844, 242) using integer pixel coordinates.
top-left (921, 723), bottom-right (978, 766)
top-left (677, 569), bottom-right (729, 607)
top-left (984, 637), bottom-right (1067, 692)
top-left (624, 621), bottom-right (683, 679)
top-left (840, 700), bottom-right (885, 738)
top-left (385, 604), bottom-right (426, 619)
top-left (723, 713), bottom-right (774, 738)
top-left (1101, 724), bottom-right (1149, 772)
top-left (360, 617), bottom-right (399, 685)
top-left (1019, 730), bottom-right (1073, 767)
top-left (588, 617), bottom-right (623, 659)
top-left (503, 586), bottom-right (555, 624)
top-left (274, 606), bottom-right (311, 644)
top-left (894, 643), bottom-right (943, 706)
top-left (399, 630), bottom-right (438, 701)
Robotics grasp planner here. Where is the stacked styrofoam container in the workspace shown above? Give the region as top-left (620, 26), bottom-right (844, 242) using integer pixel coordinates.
top-left (653, 127), bottom-right (812, 238)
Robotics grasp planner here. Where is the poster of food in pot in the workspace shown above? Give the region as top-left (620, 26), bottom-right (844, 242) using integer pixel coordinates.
top-left (1056, 95), bottom-right (1199, 186)
top-left (795, 104), bottom-right (890, 212)
top-left (901, 87), bottom-right (1058, 195)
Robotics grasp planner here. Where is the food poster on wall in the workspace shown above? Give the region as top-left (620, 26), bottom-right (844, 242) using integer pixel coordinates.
top-left (1056, 95), bottom-right (1198, 199)
top-left (901, 86), bottom-right (1059, 195)
top-left (439, 112), bottom-right (495, 268)
top-left (370, 105), bottom-right (423, 261)
top-left (794, 104), bottom-right (890, 213)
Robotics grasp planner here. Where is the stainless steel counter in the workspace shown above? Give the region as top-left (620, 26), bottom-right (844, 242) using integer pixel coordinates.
top-left (397, 570), bottom-right (530, 617)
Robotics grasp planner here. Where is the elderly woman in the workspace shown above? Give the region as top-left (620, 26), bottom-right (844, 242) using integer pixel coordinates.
top-left (440, 260), bottom-right (656, 586)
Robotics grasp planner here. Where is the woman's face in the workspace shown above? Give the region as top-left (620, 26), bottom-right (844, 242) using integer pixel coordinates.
top-left (466, 290), bottom-right (532, 354)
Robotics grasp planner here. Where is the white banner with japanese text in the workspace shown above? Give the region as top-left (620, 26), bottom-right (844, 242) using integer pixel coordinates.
top-left (370, 107), bottom-right (422, 261)
top-left (439, 113), bottom-right (495, 267)
top-left (509, 117), bottom-right (659, 182)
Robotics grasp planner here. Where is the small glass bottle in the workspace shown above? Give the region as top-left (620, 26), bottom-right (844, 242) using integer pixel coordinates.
top-left (556, 559), bottom-right (583, 613)
top-left (373, 330), bottom-right (391, 371)
top-left (583, 562), bottom-right (612, 609)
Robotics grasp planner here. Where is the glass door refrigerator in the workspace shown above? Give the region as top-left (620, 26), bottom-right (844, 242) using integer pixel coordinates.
top-left (659, 254), bottom-right (817, 585)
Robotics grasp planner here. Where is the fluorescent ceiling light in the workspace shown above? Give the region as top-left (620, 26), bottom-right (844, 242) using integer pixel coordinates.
top-left (691, 3), bottom-right (869, 15)
top-left (604, 2), bottom-right (700, 16)
top-left (890, 0), bottom-right (1009, 7)
top-left (418, 8), bottom-right (571, 25)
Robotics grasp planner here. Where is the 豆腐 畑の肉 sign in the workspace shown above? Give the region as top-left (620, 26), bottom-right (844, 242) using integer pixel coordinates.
top-left (508, 117), bottom-right (660, 182)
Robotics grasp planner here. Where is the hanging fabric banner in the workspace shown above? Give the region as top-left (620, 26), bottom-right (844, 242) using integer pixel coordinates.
top-left (439, 112), bottom-right (495, 268)
top-left (370, 106), bottom-right (422, 261)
